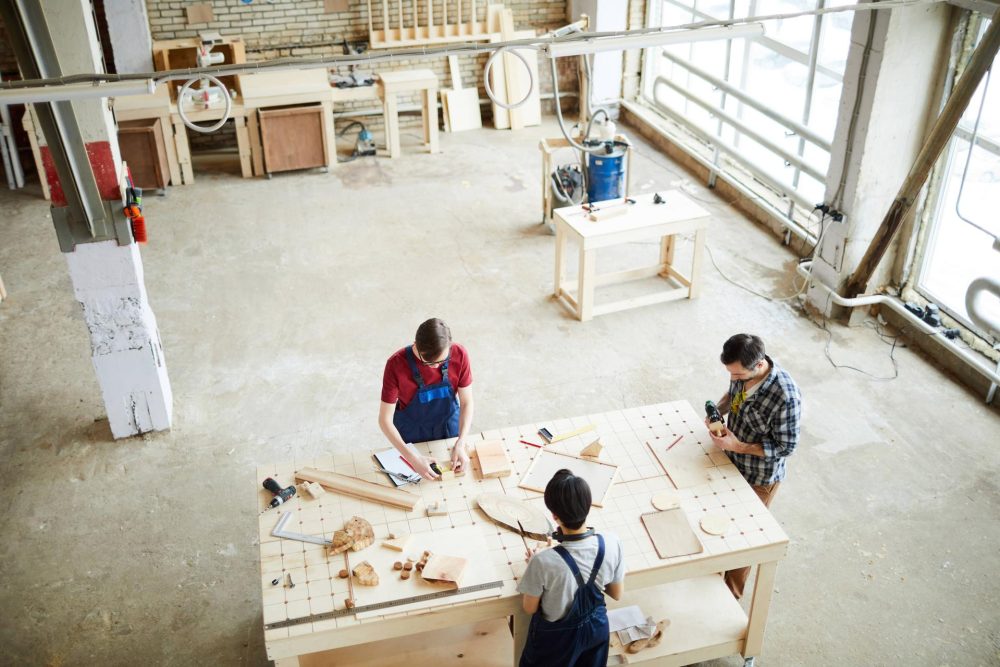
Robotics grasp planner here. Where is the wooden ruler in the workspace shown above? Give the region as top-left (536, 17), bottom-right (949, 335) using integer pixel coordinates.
top-left (264, 579), bottom-right (505, 630)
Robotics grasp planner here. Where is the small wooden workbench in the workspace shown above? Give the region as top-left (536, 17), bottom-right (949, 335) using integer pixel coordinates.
top-left (553, 191), bottom-right (710, 321)
top-left (256, 400), bottom-right (787, 666)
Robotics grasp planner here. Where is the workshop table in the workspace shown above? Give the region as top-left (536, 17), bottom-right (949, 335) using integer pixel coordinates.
top-left (256, 400), bottom-right (787, 666)
top-left (376, 69), bottom-right (440, 159)
top-left (553, 191), bottom-right (710, 321)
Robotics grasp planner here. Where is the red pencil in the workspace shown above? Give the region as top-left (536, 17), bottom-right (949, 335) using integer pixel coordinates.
top-left (400, 456), bottom-right (418, 472)
top-left (665, 435), bottom-right (683, 452)
top-left (520, 440), bottom-right (543, 448)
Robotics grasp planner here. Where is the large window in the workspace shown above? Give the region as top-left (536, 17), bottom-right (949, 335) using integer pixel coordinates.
top-left (916, 15), bottom-right (1000, 338)
top-left (641, 0), bottom-right (854, 233)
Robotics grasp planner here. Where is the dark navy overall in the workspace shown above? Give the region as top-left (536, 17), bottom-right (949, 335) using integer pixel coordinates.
top-left (392, 346), bottom-right (461, 443)
top-left (520, 534), bottom-right (610, 667)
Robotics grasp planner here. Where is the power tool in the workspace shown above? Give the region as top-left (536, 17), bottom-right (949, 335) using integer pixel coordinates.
top-left (263, 477), bottom-right (296, 510)
top-left (705, 400), bottom-right (725, 436)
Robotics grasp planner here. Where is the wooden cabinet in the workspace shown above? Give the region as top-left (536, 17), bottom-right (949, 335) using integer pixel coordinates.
top-left (258, 104), bottom-right (329, 175)
top-left (118, 118), bottom-right (171, 190)
top-left (152, 38), bottom-right (246, 102)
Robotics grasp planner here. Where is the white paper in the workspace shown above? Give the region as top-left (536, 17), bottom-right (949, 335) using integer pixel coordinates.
top-left (607, 605), bottom-right (646, 632)
top-left (373, 448), bottom-right (420, 487)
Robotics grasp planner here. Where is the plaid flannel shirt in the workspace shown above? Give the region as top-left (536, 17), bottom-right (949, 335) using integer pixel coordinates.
top-left (725, 355), bottom-right (802, 485)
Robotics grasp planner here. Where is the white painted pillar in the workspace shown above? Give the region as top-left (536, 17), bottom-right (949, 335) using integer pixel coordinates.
top-left (38, 0), bottom-right (172, 437)
top-left (104, 0), bottom-right (154, 74)
top-left (808, 3), bottom-right (953, 315)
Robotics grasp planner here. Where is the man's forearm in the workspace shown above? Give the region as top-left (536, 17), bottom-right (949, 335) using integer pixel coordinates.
top-left (735, 441), bottom-right (765, 457)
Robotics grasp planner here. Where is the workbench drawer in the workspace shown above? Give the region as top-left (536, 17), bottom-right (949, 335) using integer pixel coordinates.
top-left (258, 104), bottom-right (328, 174)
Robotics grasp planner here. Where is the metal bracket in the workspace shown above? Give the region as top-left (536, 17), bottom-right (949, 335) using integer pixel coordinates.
top-left (51, 199), bottom-right (132, 253)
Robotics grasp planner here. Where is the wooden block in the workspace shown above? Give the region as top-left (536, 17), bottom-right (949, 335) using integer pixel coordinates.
top-left (640, 510), bottom-right (704, 559)
top-left (296, 468), bottom-right (419, 511)
top-left (579, 438), bottom-right (603, 458)
top-left (345, 516), bottom-right (375, 551)
top-left (427, 501), bottom-right (449, 517)
top-left (352, 561), bottom-right (379, 586)
top-left (185, 3), bottom-right (213, 24)
top-left (382, 534), bottom-right (411, 551)
top-left (518, 450), bottom-right (618, 507)
top-left (422, 554), bottom-right (468, 586)
top-left (302, 481), bottom-right (325, 499)
top-left (474, 440), bottom-right (512, 479)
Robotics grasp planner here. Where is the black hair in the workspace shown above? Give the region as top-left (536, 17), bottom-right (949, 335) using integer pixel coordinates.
top-left (721, 333), bottom-right (766, 369)
top-left (414, 318), bottom-right (452, 360)
top-left (543, 469), bottom-right (591, 530)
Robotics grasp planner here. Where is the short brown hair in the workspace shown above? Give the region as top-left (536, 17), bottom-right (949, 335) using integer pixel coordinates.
top-left (721, 334), bottom-right (765, 369)
top-left (414, 318), bottom-right (452, 360)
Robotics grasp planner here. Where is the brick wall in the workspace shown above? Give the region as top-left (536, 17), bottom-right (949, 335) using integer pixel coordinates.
top-left (145, 0), bottom-right (580, 147)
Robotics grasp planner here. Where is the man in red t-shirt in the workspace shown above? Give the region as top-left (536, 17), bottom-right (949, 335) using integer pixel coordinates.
top-left (378, 318), bottom-right (474, 480)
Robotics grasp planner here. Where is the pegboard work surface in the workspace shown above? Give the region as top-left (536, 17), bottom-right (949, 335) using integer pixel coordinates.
top-left (257, 400), bottom-right (788, 664)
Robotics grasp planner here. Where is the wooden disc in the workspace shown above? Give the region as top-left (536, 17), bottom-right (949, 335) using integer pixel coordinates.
top-left (476, 493), bottom-right (553, 538)
top-left (699, 514), bottom-right (731, 536)
top-left (650, 491), bottom-right (679, 511)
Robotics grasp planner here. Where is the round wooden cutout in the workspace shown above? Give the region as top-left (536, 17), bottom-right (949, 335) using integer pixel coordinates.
top-left (699, 514), bottom-right (731, 536)
top-left (476, 493), bottom-right (553, 538)
top-left (650, 491), bottom-right (679, 511)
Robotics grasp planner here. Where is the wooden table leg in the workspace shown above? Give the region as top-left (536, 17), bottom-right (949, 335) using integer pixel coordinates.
top-left (384, 93), bottom-right (401, 159)
top-left (690, 227), bottom-right (705, 299)
top-left (424, 87), bottom-right (440, 154)
top-left (658, 233), bottom-right (675, 277)
top-left (553, 223), bottom-right (566, 298)
top-left (247, 110), bottom-right (265, 177)
top-left (321, 100), bottom-right (337, 169)
top-left (171, 116), bottom-right (194, 184)
top-left (234, 116), bottom-right (253, 178)
top-left (578, 245), bottom-right (596, 321)
top-left (743, 560), bottom-right (777, 659)
top-left (512, 607), bottom-right (530, 666)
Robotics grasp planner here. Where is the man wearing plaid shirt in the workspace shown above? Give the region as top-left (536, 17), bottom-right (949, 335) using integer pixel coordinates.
top-left (707, 333), bottom-right (802, 599)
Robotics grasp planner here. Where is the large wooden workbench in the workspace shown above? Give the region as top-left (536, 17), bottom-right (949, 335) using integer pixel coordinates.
top-left (256, 400), bottom-right (787, 666)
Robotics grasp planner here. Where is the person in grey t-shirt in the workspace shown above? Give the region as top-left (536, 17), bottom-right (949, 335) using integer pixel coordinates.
top-left (517, 469), bottom-right (625, 666)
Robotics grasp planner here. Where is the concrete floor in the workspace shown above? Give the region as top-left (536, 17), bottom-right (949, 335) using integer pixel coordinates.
top-left (1, 118), bottom-right (998, 666)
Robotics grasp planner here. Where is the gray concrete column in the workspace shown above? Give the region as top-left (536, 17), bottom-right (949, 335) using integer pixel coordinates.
top-left (104, 0), bottom-right (154, 74)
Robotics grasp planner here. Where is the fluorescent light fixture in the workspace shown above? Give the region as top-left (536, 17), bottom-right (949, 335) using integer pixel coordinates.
top-left (544, 24), bottom-right (766, 58)
top-left (0, 79), bottom-right (155, 105)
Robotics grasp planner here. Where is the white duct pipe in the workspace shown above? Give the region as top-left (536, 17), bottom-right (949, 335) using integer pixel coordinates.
top-left (965, 276), bottom-right (1000, 339)
top-left (797, 261), bottom-right (1000, 387)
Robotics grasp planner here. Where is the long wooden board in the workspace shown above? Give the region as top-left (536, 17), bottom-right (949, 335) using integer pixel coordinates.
top-left (640, 509), bottom-right (704, 559)
top-left (295, 468), bottom-right (419, 510)
top-left (517, 449), bottom-right (618, 507)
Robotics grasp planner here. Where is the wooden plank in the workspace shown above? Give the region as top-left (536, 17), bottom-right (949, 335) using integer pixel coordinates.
top-left (517, 449), bottom-right (618, 507)
top-left (499, 9), bottom-right (522, 131)
top-left (640, 509), bottom-right (704, 559)
top-left (743, 560), bottom-right (778, 657)
top-left (645, 440), bottom-right (713, 490)
top-left (295, 468), bottom-right (419, 510)
top-left (474, 440), bottom-right (512, 478)
top-left (844, 7), bottom-right (1000, 297)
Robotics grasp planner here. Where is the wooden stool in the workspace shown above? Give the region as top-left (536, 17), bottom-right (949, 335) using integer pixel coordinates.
top-left (377, 70), bottom-right (440, 159)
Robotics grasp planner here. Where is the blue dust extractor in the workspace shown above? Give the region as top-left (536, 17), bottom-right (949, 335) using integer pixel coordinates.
top-left (587, 146), bottom-right (627, 203)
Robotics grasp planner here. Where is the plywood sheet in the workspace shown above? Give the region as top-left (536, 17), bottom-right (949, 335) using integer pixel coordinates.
top-left (351, 525), bottom-right (503, 619)
top-left (640, 510), bottom-right (703, 559)
top-left (646, 440), bottom-right (713, 489)
top-left (489, 29), bottom-right (541, 130)
top-left (517, 450), bottom-right (618, 507)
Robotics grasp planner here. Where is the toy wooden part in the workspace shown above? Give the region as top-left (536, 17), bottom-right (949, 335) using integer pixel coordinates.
top-left (352, 560), bottom-right (379, 586)
top-left (302, 481), bottom-right (325, 499)
top-left (579, 438), bottom-right (603, 458)
top-left (381, 533), bottom-right (411, 551)
top-left (427, 501), bottom-right (449, 517)
top-left (330, 516), bottom-right (375, 554)
top-left (476, 492), bottom-right (553, 539)
top-left (699, 514), bottom-right (731, 536)
top-left (421, 554), bottom-right (468, 586)
top-left (651, 490), bottom-right (680, 511)
top-left (641, 510), bottom-right (704, 559)
top-left (474, 440), bottom-right (512, 478)
top-left (295, 468), bottom-right (419, 510)
top-left (626, 619), bottom-right (670, 654)
top-left (708, 420), bottom-right (726, 436)
top-left (518, 450), bottom-right (619, 507)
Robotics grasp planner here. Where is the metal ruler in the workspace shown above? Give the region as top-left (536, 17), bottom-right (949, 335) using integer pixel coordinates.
top-left (271, 511), bottom-right (332, 546)
top-left (263, 579), bottom-right (505, 630)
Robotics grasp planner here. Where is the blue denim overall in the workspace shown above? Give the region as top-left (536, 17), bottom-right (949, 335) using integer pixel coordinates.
top-left (392, 346), bottom-right (461, 443)
top-left (520, 534), bottom-right (610, 667)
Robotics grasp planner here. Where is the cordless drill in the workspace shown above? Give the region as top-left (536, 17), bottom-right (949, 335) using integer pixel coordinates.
top-left (262, 477), bottom-right (296, 510)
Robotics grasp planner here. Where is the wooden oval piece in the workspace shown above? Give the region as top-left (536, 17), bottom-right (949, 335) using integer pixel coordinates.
top-left (651, 491), bottom-right (679, 511)
top-left (699, 514), bottom-right (730, 536)
top-left (476, 493), bottom-right (553, 538)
